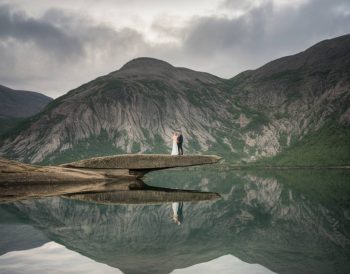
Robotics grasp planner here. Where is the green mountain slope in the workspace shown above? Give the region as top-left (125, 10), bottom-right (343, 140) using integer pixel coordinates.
top-left (259, 124), bottom-right (350, 166)
top-left (0, 118), bottom-right (24, 137)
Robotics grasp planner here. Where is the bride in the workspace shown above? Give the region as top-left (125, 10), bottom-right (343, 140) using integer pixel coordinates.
top-left (171, 202), bottom-right (183, 225)
top-left (171, 132), bottom-right (179, 155)
top-left (172, 202), bottom-right (181, 225)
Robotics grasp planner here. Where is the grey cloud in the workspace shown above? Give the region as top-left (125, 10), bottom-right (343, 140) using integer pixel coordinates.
top-left (220, 0), bottom-right (259, 11)
top-left (0, 4), bottom-right (147, 97)
top-left (0, 5), bottom-right (145, 62)
top-left (41, 8), bottom-right (145, 53)
top-left (184, 3), bottom-right (271, 55)
top-left (0, 0), bottom-right (349, 96)
top-left (181, 0), bottom-right (350, 76)
top-left (0, 5), bottom-right (83, 60)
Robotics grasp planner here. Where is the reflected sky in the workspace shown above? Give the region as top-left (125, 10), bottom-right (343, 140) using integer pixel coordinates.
top-left (0, 241), bottom-right (123, 274)
top-left (0, 242), bottom-right (275, 274)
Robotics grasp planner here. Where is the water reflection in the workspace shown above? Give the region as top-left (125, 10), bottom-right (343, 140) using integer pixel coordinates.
top-left (0, 168), bottom-right (349, 274)
top-left (0, 179), bottom-right (220, 204)
top-left (171, 202), bottom-right (183, 225)
top-left (0, 179), bottom-right (142, 203)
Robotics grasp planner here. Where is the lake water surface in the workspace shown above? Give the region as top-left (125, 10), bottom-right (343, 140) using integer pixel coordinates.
top-left (0, 168), bottom-right (349, 274)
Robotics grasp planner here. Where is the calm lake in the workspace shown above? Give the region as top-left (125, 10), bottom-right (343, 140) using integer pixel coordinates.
top-left (0, 167), bottom-right (349, 274)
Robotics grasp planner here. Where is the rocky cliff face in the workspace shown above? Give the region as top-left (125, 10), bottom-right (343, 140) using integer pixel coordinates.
top-left (0, 35), bottom-right (349, 164)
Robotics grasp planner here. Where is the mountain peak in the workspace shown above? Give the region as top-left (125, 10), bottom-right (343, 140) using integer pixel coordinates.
top-left (114, 57), bottom-right (220, 84)
top-left (251, 34), bottom-right (350, 78)
top-left (116, 57), bottom-right (176, 79)
top-left (120, 57), bottom-right (174, 71)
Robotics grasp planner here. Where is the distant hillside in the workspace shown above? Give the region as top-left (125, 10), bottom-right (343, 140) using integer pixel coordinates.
top-left (256, 123), bottom-right (350, 166)
top-left (0, 35), bottom-right (349, 165)
top-left (0, 85), bottom-right (52, 136)
top-left (0, 85), bottom-right (52, 118)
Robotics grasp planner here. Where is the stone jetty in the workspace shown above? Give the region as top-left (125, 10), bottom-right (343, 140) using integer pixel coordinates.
top-left (61, 154), bottom-right (222, 177)
top-left (0, 154), bottom-right (221, 183)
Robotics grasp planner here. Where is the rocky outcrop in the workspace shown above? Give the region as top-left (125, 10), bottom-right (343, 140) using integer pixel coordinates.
top-left (62, 154), bottom-right (221, 169)
top-left (0, 154), bottom-right (221, 181)
top-left (0, 157), bottom-right (112, 184)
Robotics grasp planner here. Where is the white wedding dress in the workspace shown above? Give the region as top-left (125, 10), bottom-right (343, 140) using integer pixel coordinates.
top-left (172, 202), bottom-right (179, 217)
top-left (171, 140), bottom-right (178, 155)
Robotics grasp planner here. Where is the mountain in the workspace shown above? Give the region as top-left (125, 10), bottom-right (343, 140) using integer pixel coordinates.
top-left (0, 35), bottom-right (349, 164)
top-left (0, 85), bottom-right (52, 136)
top-left (226, 34), bottom-right (350, 166)
top-left (0, 58), bottom-right (239, 163)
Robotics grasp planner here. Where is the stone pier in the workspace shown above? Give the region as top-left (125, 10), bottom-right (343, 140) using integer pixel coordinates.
top-left (0, 154), bottom-right (221, 184)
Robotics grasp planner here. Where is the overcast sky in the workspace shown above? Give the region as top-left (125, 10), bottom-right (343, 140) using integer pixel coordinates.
top-left (1, 0), bottom-right (350, 98)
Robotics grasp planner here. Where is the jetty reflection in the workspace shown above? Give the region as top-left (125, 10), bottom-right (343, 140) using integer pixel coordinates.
top-left (65, 184), bottom-right (220, 205)
top-left (0, 179), bottom-right (221, 204)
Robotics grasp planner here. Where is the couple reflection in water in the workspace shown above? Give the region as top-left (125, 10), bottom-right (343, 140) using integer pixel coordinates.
top-left (171, 202), bottom-right (184, 225)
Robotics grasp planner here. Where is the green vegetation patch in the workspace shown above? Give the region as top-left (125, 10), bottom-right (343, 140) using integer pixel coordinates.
top-left (259, 123), bottom-right (350, 166)
top-left (131, 141), bottom-right (141, 153)
top-left (0, 118), bottom-right (24, 137)
top-left (185, 88), bottom-right (202, 107)
top-left (147, 133), bottom-right (169, 154)
top-left (187, 138), bottom-right (201, 153)
top-left (243, 113), bottom-right (270, 133)
top-left (40, 130), bottom-right (123, 165)
top-left (104, 79), bottom-right (125, 90)
top-left (0, 116), bottom-right (36, 142)
top-left (261, 70), bottom-right (304, 83)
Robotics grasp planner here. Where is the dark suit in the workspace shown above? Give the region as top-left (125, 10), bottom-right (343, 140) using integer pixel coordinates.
top-left (177, 134), bottom-right (183, 155)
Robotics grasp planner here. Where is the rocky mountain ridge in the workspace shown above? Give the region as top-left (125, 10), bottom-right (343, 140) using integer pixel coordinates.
top-left (0, 35), bottom-right (349, 164)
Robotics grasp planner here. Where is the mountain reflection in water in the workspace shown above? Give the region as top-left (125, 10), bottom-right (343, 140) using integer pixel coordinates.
top-left (0, 168), bottom-right (349, 274)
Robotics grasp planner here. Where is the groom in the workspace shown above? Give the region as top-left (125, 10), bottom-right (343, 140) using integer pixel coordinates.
top-left (177, 132), bottom-right (183, 155)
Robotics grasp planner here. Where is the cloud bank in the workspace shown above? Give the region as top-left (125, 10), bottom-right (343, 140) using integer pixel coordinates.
top-left (0, 0), bottom-right (349, 97)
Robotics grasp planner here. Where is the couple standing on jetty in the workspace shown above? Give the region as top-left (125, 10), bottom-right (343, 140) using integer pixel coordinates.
top-left (171, 132), bottom-right (183, 155)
